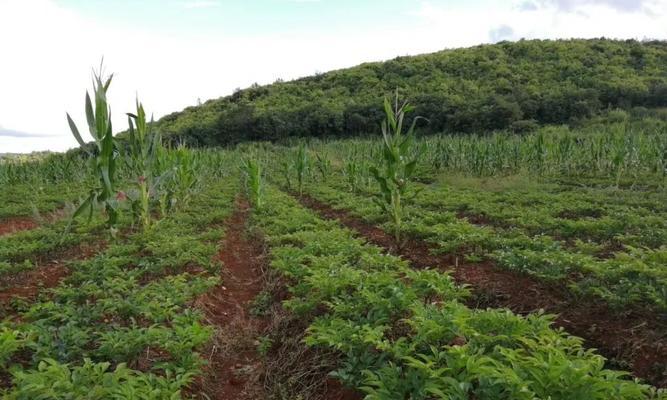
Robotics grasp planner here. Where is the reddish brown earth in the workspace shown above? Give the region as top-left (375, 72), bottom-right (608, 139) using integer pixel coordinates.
top-left (0, 242), bottom-right (105, 316)
top-left (0, 217), bottom-right (38, 236)
top-left (191, 198), bottom-right (362, 400)
top-left (295, 193), bottom-right (667, 388)
top-left (191, 199), bottom-right (269, 399)
top-left (0, 209), bottom-right (68, 237)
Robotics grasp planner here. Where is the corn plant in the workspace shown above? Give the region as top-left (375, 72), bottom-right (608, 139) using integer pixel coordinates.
top-left (344, 158), bottom-right (361, 193)
top-left (280, 160), bottom-right (293, 190)
top-left (369, 94), bottom-right (424, 247)
top-left (143, 143), bottom-right (199, 217)
top-left (241, 158), bottom-right (263, 209)
top-left (66, 66), bottom-right (120, 234)
top-left (170, 145), bottom-right (199, 211)
top-left (315, 153), bottom-right (332, 182)
top-left (294, 144), bottom-right (309, 196)
top-left (126, 99), bottom-right (163, 230)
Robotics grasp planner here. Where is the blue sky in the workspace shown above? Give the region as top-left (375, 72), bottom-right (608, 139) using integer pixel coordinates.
top-left (1, 0), bottom-right (666, 153)
top-left (57, 0), bottom-right (415, 35)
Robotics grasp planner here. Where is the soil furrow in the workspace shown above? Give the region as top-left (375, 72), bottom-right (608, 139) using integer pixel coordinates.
top-left (0, 217), bottom-right (39, 237)
top-left (0, 208), bottom-right (68, 237)
top-left (0, 241), bottom-right (106, 317)
top-left (191, 198), bottom-right (363, 400)
top-left (294, 192), bottom-right (667, 387)
top-left (191, 198), bottom-right (268, 400)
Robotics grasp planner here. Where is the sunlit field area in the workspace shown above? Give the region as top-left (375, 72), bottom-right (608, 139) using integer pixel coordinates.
top-left (2, 7), bottom-right (667, 395)
top-left (2, 103), bottom-right (667, 398)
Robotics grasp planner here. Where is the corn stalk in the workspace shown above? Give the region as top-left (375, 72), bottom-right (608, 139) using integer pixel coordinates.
top-left (66, 66), bottom-right (120, 234)
top-left (294, 144), bottom-right (309, 196)
top-left (370, 93), bottom-right (424, 248)
top-left (241, 158), bottom-right (263, 209)
top-left (126, 99), bottom-right (161, 230)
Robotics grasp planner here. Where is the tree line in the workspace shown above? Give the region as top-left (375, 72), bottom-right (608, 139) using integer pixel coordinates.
top-left (155, 38), bottom-right (667, 146)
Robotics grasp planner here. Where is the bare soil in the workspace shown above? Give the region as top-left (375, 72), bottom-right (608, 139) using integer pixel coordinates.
top-left (191, 198), bottom-right (363, 400)
top-left (0, 241), bottom-right (105, 316)
top-left (191, 199), bottom-right (269, 399)
top-left (0, 217), bottom-right (38, 237)
top-left (0, 208), bottom-right (67, 237)
top-left (295, 193), bottom-right (667, 387)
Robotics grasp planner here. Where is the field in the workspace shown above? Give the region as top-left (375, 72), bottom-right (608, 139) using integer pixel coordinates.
top-left (1, 113), bottom-right (666, 399)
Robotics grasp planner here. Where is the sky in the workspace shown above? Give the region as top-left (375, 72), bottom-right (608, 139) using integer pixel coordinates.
top-left (1, 0), bottom-right (666, 153)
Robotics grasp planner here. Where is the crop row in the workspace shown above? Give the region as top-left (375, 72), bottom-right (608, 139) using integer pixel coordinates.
top-left (251, 184), bottom-right (663, 399)
top-left (0, 179), bottom-right (237, 398)
top-left (0, 182), bottom-right (86, 219)
top-left (295, 172), bottom-right (667, 315)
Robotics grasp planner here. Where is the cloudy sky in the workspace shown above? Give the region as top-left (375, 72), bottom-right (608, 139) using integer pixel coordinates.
top-left (1, 0), bottom-right (666, 153)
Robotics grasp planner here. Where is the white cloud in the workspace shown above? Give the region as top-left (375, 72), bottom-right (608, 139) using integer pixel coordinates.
top-left (0, 0), bottom-right (666, 153)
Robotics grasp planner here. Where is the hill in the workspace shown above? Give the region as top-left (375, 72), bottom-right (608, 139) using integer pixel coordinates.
top-left (156, 38), bottom-right (667, 146)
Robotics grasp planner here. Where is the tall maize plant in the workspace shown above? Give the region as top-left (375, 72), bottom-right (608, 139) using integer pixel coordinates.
top-left (294, 144), bottom-right (309, 196)
top-left (370, 94), bottom-right (424, 248)
top-left (127, 99), bottom-right (161, 230)
top-left (66, 67), bottom-right (120, 234)
top-left (241, 158), bottom-right (263, 209)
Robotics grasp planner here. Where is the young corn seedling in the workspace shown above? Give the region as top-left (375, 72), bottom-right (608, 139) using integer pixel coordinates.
top-left (241, 158), bottom-right (263, 209)
top-left (171, 145), bottom-right (199, 210)
top-left (280, 160), bottom-right (293, 190)
top-left (294, 144), bottom-right (309, 196)
top-left (149, 143), bottom-right (199, 216)
top-left (370, 93), bottom-right (425, 248)
top-left (315, 152), bottom-right (332, 182)
top-left (344, 158), bottom-right (360, 193)
top-left (66, 65), bottom-right (120, 234)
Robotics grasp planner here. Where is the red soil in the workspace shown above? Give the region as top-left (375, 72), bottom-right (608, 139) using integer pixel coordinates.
top-left (296, 193), bottom-right (667, 388)
top-left (0, 242), bottom-right (105, 315)
top-left (0, 209), bottom-right (68, 237)
top-left (191, 199), bottom-right (268, 399)
top-left (191, 198), bottom-right (362, 400)
top-left (0, 217), bottom-right (38, 236)
top-left (324, 378), bottom-right (363, 400)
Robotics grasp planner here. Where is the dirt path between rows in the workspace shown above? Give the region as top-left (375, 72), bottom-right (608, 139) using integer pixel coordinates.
top-left (0, 217), bottom-right (38, 237)
top-left (0, 241), bottom-right (106, 318)
top-left (295, 193), bottom-right (667, 388)
top-left (191, 198), bottom-right (362, 400)
top-left (192, 199), bottom-right (268, 399)
top-left (0, 209), bottom-right (68, 237)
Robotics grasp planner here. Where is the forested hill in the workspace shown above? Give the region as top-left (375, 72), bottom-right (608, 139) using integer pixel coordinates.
top-left (156, 39), bottom-right (667, 146)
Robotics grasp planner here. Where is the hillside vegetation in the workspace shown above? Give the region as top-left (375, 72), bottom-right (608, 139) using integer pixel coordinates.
top-left (156, 38), bottom-right (667, 146)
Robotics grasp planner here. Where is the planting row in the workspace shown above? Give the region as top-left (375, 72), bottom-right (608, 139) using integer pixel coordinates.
top-left (0, 214), bottom-right (109, 292)
top-left (0, 179), bottom-right (237, 398)
top-left (0, 182), bottom-right (86, 220)
top-left (251, 184), bottom-right (664, 399)
top-left (296, 172), bottom-right (667, 315)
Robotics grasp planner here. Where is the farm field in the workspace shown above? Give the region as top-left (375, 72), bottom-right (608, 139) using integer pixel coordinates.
top-left (2, 116), bottom-right (667, 399)
top-left (3, 35), bottom-right (667, 400)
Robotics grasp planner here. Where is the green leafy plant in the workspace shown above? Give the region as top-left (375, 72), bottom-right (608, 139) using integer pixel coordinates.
top-left (344, 158), bottom-right (361, 193)
top-left (241, 158), bottom-right (263, 209)
top-left (66, 65), bottom-right (120, 234)
top-left (279, 159), bottom-right (293, 190)
top-left (294, 144), bottom-right (309, 196)
top-left (315, 153), bottom-right (332, 182)
top-left (126, 99), bottom-right (162, 230)
top-left (370, 93), bottom-right (424, 247)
